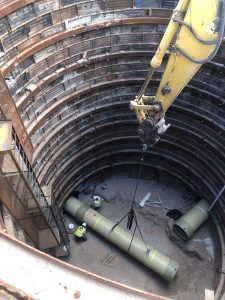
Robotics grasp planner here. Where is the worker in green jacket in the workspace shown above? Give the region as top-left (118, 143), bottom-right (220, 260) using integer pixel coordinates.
top-left (74, 223), bottom-right (87, 241)
top-left (93, 195), bottom-right (103, 210)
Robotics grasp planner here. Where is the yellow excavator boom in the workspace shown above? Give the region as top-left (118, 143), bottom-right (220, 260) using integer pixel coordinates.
top-left (130, 0), bottom-right (225, 147)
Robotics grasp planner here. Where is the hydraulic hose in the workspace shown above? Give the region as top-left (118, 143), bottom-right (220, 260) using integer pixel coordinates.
top-left (174, 0), bottom-right (225, 64)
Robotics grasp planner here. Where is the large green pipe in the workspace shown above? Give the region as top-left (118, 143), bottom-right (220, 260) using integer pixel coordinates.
top-left (64, 196), bottom-right (179, 282)
top-left (173, 198), bottom-right (210, 240)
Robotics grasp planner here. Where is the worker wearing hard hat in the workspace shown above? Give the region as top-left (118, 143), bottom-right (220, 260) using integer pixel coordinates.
top-left (74, 223), bottom-right (87, 241)
top-left (93, 195), bottom-right (103, 210)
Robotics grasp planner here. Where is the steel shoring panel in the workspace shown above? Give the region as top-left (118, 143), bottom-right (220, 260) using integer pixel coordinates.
top-left (0, 128), bottom-right (69, 250)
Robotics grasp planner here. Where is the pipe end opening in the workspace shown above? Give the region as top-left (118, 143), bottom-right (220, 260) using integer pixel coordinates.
top-left (173, 224), bottom-right (189, 240)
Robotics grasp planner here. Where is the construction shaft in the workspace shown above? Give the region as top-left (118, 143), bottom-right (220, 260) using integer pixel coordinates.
top-left (64, 196), bottom-right (179, 282)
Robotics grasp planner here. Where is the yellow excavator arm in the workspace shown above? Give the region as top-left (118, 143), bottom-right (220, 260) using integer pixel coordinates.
top-left (130, 0), bottom-right (225, 147)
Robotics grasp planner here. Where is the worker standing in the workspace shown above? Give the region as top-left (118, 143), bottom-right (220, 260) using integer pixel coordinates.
top-left (74, 223), bottom-right (87, 241)
top-left (93, 195), bottom-right (103, 210)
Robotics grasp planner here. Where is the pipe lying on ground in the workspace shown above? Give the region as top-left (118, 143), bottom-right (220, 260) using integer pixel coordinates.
top-left (64, 196), bottom-right (179, 282)
top-left (173, 198), bottom-right (210, 240)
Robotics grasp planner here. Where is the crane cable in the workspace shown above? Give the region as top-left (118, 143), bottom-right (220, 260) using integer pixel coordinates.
top-left (127, 146), bottom-right (146, 230)
top-left (111, 144), bottom-right (150, 253)
top-left (131, 148), bottom-right (146, 208)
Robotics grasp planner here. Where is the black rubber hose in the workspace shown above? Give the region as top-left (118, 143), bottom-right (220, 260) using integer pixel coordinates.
top-left (173, 0), bottom-right (225, 64)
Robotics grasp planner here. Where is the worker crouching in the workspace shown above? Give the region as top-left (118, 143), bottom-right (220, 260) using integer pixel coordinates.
top-left (74, 222), bottom-right (87, 241)
top-left (92, 195), bottom-right (103, 210)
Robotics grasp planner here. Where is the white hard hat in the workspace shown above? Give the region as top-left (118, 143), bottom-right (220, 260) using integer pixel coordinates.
top-left (68, 223), bottom-right (75, 230)
top-left (82, 222), bottom-right (87, 227)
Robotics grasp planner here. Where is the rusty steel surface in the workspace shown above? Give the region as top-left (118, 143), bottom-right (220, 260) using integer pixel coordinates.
top-left (0, 278), bottom-right (37, 300)
top-left (0, 0), bottom-right (224, 299)
top-left (0, 0), bottom-right (35, 19)
top-left (0, 157), bottom-right (40, 246)
top-left (27, 78), bottom-right (146, 137)
top-left (30, 78), bottom-right (142, 154)
top-left (0, 231), bottom-right (174, 300)
top-left (0, 17), bottom-right (169, 76)
top-left (0, 73), bottom-right (33, 162)
top-left (16, 51), bottom-right (152, 109)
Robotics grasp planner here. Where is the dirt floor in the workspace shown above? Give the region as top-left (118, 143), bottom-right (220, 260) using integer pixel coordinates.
top-left (62, 177), bottom-right (220, 300)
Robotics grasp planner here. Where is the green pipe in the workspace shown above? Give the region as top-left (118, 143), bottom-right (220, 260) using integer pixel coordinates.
top-left (64, 196), bottom-right (179, 282)
top-left (173, 198), bottom-right (210, 240)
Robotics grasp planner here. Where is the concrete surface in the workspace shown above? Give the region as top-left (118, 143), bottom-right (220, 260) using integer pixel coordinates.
top-left (0, 231), bottom-right (172, 300)
top-left (62, 177), bottom-right (220, 300)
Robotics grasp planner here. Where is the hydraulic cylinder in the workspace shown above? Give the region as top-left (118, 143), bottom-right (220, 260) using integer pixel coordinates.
top-left (64, 196), bottom-right (179, 282)
top-left (173, 198), bottom-right (210, 240)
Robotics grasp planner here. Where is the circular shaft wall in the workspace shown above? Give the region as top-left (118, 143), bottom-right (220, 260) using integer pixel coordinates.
top-left (0, 0), bottom-right (224, 220)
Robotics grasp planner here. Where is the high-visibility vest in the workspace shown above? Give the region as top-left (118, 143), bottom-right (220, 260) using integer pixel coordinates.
top-left (74, 226), bottom-right (86, 238)
top-left (94, 197), bottom-right (102, 207)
